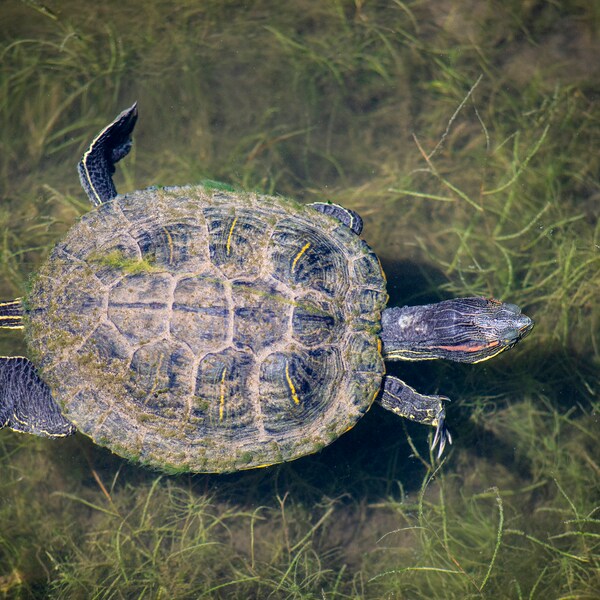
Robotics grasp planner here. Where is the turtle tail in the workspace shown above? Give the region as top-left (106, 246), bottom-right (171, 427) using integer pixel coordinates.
top-left (0, 299), bottom-right (23, 330)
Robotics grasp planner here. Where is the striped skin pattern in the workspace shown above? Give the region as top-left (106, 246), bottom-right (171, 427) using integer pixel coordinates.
top-left (0, 300), bottom-right (24, 329)
top-left (25, 186), bottom-right (387, 472)
top-left (0, 357), bottom-right (75, 437)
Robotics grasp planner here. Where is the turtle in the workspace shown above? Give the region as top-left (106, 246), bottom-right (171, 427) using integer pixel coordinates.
top-left (0, 104), bottom-right (533, 473)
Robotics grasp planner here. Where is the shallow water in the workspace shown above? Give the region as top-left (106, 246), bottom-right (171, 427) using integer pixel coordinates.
top-left (1, 1), bottom-right (598, 598)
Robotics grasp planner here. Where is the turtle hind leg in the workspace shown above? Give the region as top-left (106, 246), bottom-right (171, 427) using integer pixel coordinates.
top-left (0, 357), bottom-right (75, 437)
top-left (377, 375), bottom-right (452, 457)
top-left (77, 102), bottom-right (138, 207)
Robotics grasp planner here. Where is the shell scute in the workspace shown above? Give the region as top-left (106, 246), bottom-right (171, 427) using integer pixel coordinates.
top-left (108, 272), bottom-right (173, 343)
top-left (171, 275), bottom-right (229, 352)
top-left (231, 280), bottom-right (290, 352)
top-left (192, 347), bottom-right (258, 435)
top-left (291, 295), bottom-right (342, 347)
top-left (128, 339), bottom-right (193, 417)
top-left (268, 219), bottom-right (350, 297)
top-left (204, 206), bottom-right (270, 278)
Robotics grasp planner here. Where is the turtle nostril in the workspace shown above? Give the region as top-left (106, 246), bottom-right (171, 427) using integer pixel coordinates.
top-left (504, 303), bottom-right (521, 315)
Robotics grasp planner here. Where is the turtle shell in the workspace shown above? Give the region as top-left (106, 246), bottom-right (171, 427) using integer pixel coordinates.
top-left (25, 185), bottom-right (387, 472)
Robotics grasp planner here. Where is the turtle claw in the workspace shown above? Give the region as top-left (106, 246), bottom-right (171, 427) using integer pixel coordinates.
top-left (378, 377), bottom-right (454, 459)
top-left (431, 415), bottom-right (452, 458)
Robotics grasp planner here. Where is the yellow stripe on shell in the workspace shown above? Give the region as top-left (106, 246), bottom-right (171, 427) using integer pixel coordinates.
top-left (291, 242), bottom-right (311, 273)
top-left (219, 367), bottom-right (227, 421)
top-left (226, 217), bottom-right (238, 256)
top-left (376, 255), bottom-right (387, 282)
top-left (162, 227), bottom-right (174, 265)
top-left (285, 360), bottom-right (300, 405)
top-left (146, 353), bottom-right (164, 398)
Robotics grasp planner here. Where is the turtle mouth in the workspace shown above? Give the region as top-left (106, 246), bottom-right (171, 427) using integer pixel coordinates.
top-left (517, 315), bottom-right (534, 338)
top-left (504, 315), bottom-right (534, 349)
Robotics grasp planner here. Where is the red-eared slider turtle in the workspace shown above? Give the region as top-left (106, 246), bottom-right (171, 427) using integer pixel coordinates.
top-left (0, 104), bottom-right (533, 473)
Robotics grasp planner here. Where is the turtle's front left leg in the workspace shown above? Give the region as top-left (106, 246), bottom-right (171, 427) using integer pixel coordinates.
top-left (377, 375), bottom-right (452, 457)
top-left (77, 102), bottom-right (138, 206)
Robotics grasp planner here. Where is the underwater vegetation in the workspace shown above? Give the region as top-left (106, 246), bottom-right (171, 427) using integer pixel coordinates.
top-left (0, 0), bottom-right (598, 598)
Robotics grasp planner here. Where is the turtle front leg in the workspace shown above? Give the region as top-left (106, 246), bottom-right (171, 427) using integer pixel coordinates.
top-left (378, 375), bottom-right (452, 457)
top-left (0, 357), bottom-right (75, 437)
top-left (308, 202), bottom-right (364, 235)
top-left (77, 102), bottom-right (138, 206)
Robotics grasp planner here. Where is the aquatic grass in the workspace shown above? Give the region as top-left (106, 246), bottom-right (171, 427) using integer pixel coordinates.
top-left (0, 21), bottom-right (128, 193)
top-left (0, 372), bottom-right (597, 598)
top-left (364, 457), bottom-right (507, 597)
top-left (0, 186), bottom-right (81, 305)
top-left (48, 476), bottom-right (360, 599)
top-left (49, 478), bottom-right (252, 598)
top-left (0, 1), bottom-right (436, 200)
top-left (0, 434), bottom-right (86, 598)
top-left (364, 403), bottom-right (599, 598)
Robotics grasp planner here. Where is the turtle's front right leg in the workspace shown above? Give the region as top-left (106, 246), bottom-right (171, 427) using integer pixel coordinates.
top-left (0, 357), bottom-right (75, 437)
top-left (377, 375), bottom-right (452, 457)
top-left (308, 202), bottom-right (364, 235)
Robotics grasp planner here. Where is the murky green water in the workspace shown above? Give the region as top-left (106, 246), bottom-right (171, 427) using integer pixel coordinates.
top-left (1, 1), bottom-right (598, 598)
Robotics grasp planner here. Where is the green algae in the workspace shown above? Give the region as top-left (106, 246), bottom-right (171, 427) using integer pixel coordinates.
top-left (88, 249), bottom-right (159, 275)
top-left (200, 179), bottom-right (238, 193)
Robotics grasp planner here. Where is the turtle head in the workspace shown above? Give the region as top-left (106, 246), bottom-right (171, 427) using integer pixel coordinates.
top-left (480, 301), bottom-right (534, 354)
top-left (381, 297), bottom-right (533, 364)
